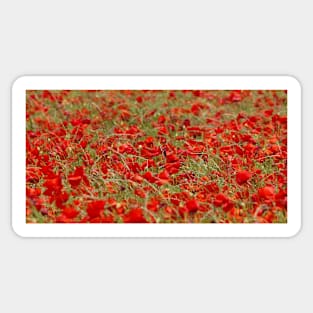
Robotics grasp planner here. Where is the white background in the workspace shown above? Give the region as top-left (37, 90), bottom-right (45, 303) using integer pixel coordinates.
top-left (0, 1), bottom-right (311, 312)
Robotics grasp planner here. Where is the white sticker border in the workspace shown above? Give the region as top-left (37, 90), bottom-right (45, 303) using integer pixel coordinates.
top-left (12, 76), bottom-right (301, 237)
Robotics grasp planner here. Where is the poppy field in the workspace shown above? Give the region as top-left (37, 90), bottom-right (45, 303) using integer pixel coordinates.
top-left (26, 89), bottom-right (287, 223)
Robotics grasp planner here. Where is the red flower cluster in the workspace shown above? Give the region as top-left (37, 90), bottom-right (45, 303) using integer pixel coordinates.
top-left (26, 90), bottom-right (287, 223)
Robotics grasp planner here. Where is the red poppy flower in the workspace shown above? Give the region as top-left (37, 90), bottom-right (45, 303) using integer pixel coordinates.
top-left (158, 169), bottom-right (170, 180)
top-left (136, 96), bottom-right (143, 103)
top-left (166, 153), bottom-right (179, 163)
top-left (135, 188), bottom-right (146, 199)
top-left (258, 186), bottom-right (275, 200)
top-left (186, 199), bottom-right (200, 213)
top-left (68, 167), bottom-right (84, 188)
top-left (26, 187), bottom-right (41, 197)
top-left (87, 200), bottom-right (106, 218)
top-left (213, 194), bottom-right (234, 213)
top-left (43, 174), bottom-right (63, 195)
top-left (147, 198), bottom-right (160, 212)
top-left (143, 171), bottom-right (157, 183)
top-left (123, 208), bottom-right (147, 223)
top-left (158, 115), bottom-right (166, 124)
top-left (55, 192), bottom-right (69, 208)
top-left (62, 207), bottom-right (79, 219)
top-left (236, 170), bottom-right (252, 185)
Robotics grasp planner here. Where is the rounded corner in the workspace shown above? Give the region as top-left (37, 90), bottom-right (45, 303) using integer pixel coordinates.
top-left (11, 221), bottom-right (26, 239)
top-left (286, 221), bottom-right (302, 239)
top-left (11, 75), bottom-right (29, 92)
top-left (285, 75), bottom-right (302, 92)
